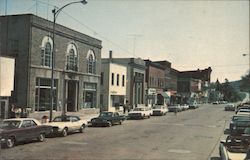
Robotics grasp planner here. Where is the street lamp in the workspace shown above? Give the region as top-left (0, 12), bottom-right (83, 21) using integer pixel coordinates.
top-left (50, 0), bottom-right (87, 122)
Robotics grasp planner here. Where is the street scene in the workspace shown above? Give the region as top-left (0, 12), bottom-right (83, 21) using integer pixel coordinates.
top-left (0, 104), bottom-right (238, 160)
top-left (0, 0), bottom-right (249, 160)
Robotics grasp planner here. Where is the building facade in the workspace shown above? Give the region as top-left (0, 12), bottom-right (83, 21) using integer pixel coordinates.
top-left (100, 53), bottom-right (127, 112)
top-left (144, 60), bottom-right (167, 107)
top-left (177, 67), bottom-right (212, 103)
top-left (106, 57), bottom-right (146, 109)
top-left (0, 14), bottom-right (102, 115)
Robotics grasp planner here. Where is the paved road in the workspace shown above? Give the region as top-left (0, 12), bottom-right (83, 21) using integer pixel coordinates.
top-left (0, 104), bottom-right (234, 160)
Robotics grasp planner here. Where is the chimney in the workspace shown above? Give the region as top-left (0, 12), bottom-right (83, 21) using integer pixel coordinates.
top-left (109, 50), bottom-right (113, 62)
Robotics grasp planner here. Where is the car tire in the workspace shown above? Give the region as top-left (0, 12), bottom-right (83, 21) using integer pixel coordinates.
top-left (107, 122), bottom-right (112, 127)
top-left (62, 128), bottom-right (68, 137)
top-left (79, 125), bottom-right (85, 133)
top-left (37, 133), bottom-right (45, 142)
top-left (6, 137), bottom-right (15, 148)
top-left (119, 120), bottom-right (122, 125)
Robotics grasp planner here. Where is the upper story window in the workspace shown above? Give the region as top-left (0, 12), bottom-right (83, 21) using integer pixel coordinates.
top-left (41, 36), bottom-right (53, 67)
top-left (87, 50), bottom-right (96, 74)
top-left (122, 75), bottom-right (125, 87)
top-left (66, 43), bottom-right (78, 71)
top-left (111, 73), bottom-right (114, 86)
top-left (117, 74), bottom-right (119, 86)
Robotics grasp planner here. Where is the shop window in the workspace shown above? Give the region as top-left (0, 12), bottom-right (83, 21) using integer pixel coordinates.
top-left (35, 78), bottom-right (57, 111)
top-left (122, 75), bottom-right (125, 87)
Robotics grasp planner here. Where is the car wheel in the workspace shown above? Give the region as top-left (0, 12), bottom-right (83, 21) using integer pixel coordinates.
top-left (79, 125), bottom-right (85, 133)
top-left (37, 133), bottom-right (45, 142)
top-left (107, 122), bottom-right (112, 127)
top-left (62, 128), bottom-right (68, 137)
top-left (119, 120), bottom-right (122, 125)
top-left (6, 137), bottom-right (15, 148)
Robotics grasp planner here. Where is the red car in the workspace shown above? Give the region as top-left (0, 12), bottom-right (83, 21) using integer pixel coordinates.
top-left (0, 118), bottom-right (52, 148)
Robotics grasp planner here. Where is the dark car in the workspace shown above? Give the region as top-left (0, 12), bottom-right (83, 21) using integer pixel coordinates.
top-left (229, 116), bottom-right (250, 135)
top-left (90, 111), bottom-right (126, 127)
top-left (0, 118), bottom-right (52, 148)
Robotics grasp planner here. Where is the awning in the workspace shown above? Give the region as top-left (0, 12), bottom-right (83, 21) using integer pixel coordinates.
top-left (161, 92), bottom-right (170, 99)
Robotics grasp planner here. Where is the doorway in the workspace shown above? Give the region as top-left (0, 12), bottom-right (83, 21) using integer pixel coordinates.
top-left (67, 80), bottom-right (77, 112)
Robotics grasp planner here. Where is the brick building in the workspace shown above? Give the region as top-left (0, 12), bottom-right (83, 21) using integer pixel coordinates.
top-left (0, 14), bottom-right (102, 116)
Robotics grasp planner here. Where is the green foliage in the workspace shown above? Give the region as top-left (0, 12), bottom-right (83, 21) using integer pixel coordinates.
top-left (240, 73), bottom-right (250, 92)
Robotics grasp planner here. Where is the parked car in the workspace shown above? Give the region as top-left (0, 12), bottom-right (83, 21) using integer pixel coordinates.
top-left (229, 115), bottom-right (250, 131)
top-left (189, 101), bottom-right (198, 109)
top-left (230, 119), bottom-right (250, 135)
top-left (0, 118), bottom-right (52, 148)
top-left (46, 115), bottom-right (86, 137)
top-left (152, 105), bottom-right (168, 116)
top-left (168, 105), bottom-right (182, 112)
top-left (90, 111), bottom-right (126, 127)
top-left (181, 104), bottom-right (189, 111)
top-left (219, 136), bottom-right (248, 160)
top-left (212, 101), bottom-right (219, 105)
top-left (128, 107), bottom-right (152, 119)
top-left (236, 109), bottom-right (250, 116)
top-left (225, 103), bottom-right (235, 111)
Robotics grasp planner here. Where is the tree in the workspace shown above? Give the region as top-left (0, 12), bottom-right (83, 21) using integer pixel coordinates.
top-left (240, 73), bottom-right (250, 92)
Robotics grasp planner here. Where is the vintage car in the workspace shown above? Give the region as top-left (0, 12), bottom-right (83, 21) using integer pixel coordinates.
top-left (236, 109), bottom-right (250, 116)
top-left (152, 105), bottom-right (168, 116)
top-left (46, 115), bottom-right (86, 137)
top-left (229, 115), bottom-right (250, 131)
top-left (219, 136), bottom-right (248, 160)
top-left (225, 103), bottom-right (235, 111)
top-left (168, 105), bottom-right (182, 112)
top-left (128, 107), bottom-right (152, 119)
top-left (90, 111), bottom-right (126, 127)
top-left (229, 118), bottom-right (250, 135)
top-left (189, 101), bottom-right (198, 109)
top-left (0, 118), bottom-right (52, 148)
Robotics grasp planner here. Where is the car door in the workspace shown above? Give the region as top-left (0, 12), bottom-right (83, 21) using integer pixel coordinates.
top-left (19, 120), bottom-right (35, 141)
top-left (113, 113), bottom-right (119, 123)
top-left (70, 116), bottom-right (79, 131)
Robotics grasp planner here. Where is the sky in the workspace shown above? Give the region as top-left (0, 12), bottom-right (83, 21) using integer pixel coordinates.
top-left (0, 0), bottom-right (249, 94)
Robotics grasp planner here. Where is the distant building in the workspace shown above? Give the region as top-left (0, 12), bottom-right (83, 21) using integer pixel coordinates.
top-left (144, 60), bottom-right (167, 107)
top-left (100, 51), bottom-right (127, 111)
top-left (177, 67), bottom-right (212, 103)
top-left (0, 14), bottom-right (102, 116)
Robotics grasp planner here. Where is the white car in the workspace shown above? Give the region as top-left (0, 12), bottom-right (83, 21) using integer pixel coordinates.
top-left (128, 107), bottom-right (152, 119)
top-left (236, 109), bottom-right (250, 116)
top-left (181, 104), bottom-right (189, 110)
top-left (46, 115), bottom-right (87, 136)
top-left (219, 136), bottom-right (247, 160)
top-left (152, 105), bottom-right (168, 116)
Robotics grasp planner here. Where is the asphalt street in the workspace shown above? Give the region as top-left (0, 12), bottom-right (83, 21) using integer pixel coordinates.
top-left (0, 104), bottom-right (234, 160)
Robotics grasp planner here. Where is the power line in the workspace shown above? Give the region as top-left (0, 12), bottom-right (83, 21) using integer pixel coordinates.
top-left (33, 0), bottom-right (136, 57)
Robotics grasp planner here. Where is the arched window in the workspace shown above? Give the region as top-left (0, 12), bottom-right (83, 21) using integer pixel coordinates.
top-left (66, 43), bottom-right (78, 71)
top-left (41, 36), bottom-right (53, 67)
top-left (87, 50), bottom-right (96, 74)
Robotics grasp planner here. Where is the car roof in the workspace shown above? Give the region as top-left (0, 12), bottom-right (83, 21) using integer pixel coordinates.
top-left (3, 118), bottom-right (37, 121)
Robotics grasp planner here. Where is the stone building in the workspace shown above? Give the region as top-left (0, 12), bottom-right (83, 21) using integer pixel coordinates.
top-left (0, 14), bottom-right (102, 116)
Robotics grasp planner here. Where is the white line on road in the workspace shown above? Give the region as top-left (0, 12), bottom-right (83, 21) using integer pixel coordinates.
top-left (168, 149), bottom-right (191, 154)
top-left (62, 141), bottom-right (88, 145)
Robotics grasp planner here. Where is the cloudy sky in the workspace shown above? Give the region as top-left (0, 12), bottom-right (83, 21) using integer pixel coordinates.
top-left (0, 0), bottom-right (249, 95)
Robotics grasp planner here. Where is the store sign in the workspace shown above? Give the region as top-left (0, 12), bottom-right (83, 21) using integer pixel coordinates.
top-left (134, 76), bottom-right (144, 83)
top-left (148, 88), bottom-right (156, 95)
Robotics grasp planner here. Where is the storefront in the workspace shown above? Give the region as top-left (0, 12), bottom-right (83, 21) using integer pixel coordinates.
top-left (83, 83), bottom-right (97, 108)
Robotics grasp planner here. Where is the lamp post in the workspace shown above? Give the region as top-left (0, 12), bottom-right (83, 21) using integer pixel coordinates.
top-left (49, 0), bottom-right (87, 122)
top-left (242, 53), bottom-right (250, 102)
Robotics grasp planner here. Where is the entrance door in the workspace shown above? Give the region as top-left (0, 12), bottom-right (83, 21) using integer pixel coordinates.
top-left (67, 81), bottom-right (77, 112)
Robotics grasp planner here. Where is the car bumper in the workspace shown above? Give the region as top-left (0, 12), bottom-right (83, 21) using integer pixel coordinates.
top-left (91, 121), bottom-right (109, 127)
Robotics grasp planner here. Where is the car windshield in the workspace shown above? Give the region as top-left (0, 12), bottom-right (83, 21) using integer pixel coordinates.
top-left (100, 112), bottom-right (113, 117)
top-left (0, 120), bottom-right (21, 129)
top-left (153, 106), bottom-right (162, 109)
top-left (133, 108), bottom-right (144, 111)
top-left (53, 116), bottom-right (70, 122)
